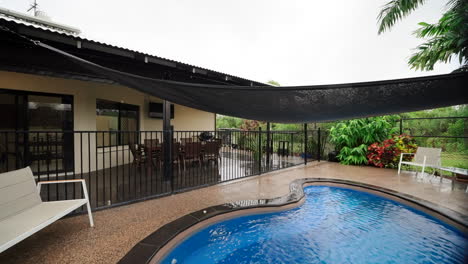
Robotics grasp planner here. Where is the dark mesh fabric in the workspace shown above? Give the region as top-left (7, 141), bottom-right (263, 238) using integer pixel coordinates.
top-left (39, 42), bottom-right (467, 123)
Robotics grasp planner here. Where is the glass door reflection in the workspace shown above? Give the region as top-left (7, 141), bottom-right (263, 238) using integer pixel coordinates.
top-left (27, 94), bottom-right (74, 174)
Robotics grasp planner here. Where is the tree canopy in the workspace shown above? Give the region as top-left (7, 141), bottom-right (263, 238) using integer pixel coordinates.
top-left (377, 0), bottom-right (468, 71)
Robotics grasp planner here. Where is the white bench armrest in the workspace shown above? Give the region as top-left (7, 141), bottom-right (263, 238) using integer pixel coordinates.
top-left (37, 179), bottom-right (86, 194)
top-left (36, 178), bottom-right (94, 227)
top-left (37, 179), bottom-right (85, 185)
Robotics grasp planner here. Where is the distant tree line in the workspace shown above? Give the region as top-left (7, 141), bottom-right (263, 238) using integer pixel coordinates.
top-left (216, 104), bottom-right (467, 151)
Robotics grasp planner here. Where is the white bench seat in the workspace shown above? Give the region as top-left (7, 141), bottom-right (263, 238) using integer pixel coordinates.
top-left (0, 199), bottom-right (87, 252)
top-left (0, 167), bottom-right (93, 253)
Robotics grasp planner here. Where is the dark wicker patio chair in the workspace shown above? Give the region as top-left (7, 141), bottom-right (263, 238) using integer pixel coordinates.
top-left (128, 142), bottom-right (147, 166)
top-left (181, 142), bottom-right (203, 170)
top-left (144, 139), bottom-right (159, 147)
top-left (154, 142), bottom-right (182, 171)
top-left (180, 138), bottom-right (193, 145)
top-left (144, 139), bottom-right (160, 160)
top-left (203, 140), bottom-right (221, 165)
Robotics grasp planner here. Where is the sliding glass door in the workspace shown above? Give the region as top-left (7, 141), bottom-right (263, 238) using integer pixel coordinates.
top-left (0, 91), bottom-right (27, 172)
top-left (0, 89), bottom-right (74, 174)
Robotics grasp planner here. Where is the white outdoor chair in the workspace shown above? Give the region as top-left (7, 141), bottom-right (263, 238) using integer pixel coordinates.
top-left (398, 147), bottom-right (441, 177)
top-left (0, 167), bottom-right (94, 253)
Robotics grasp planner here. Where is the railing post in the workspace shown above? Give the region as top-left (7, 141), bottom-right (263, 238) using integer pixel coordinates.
top-left (266, 122), bottom-right (271, 166)
top-left (304, 123), bottom-right (308, 165)
top-left (317, 128), bottom-right (321, 162)
top-left (399, 119), bottom-right (403, 135)
top-left (163, 100), bottom-right (173, 186)
top-left (23, 131), bottom-right (30, 169)
top-left (290, 132), bottom-right (294, 157)
top-left (14, 130), bottom-right (21, 170)
top-left (258, 127), bottom-right (262, 174)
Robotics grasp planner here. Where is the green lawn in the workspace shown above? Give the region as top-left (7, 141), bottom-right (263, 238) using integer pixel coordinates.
top-left (441, 152), bottom-right (468, 169)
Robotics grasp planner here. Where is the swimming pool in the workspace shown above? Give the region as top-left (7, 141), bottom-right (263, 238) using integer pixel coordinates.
top-left (160, 185), bottom-right (467, 264)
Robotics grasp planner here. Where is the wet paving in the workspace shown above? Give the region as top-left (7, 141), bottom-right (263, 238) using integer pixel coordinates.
top-left (38, 150), bottom-right (305, 211)
top-left (1, 162), bottom-right (467, 264)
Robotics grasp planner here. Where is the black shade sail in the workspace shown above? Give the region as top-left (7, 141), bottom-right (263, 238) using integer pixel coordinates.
top-left (33, 41), bottom-right (468, 123)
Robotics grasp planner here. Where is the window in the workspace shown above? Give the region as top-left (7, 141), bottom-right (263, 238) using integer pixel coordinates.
top-left (96, 99), bottom-right (139, 147)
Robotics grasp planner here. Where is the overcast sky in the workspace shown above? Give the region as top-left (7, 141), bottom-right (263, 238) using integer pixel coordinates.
top-left (1, 0), bottom-right (459, 86)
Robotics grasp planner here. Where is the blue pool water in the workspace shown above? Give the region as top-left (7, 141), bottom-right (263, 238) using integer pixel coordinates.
top-left (161, 186), bottom-right (468, 264)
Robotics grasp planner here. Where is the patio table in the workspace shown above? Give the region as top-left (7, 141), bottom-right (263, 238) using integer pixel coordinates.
top-left (440, 167), bottom-right (468, 181)
top-left (144, 143), bottom-right (182, 169)
top-left (440, 167), bottom-right (468, 193)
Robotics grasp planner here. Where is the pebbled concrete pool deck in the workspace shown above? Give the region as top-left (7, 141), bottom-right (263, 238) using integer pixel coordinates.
top-left (1, 162), bottom-right (467, 264)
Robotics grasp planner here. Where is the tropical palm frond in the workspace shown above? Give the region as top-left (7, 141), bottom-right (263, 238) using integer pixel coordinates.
top-left (409, 1), bottom-right (468, 71)
top-left (409, 35), bottom-right (459, 70)
top-left (414, 11), bottom-right (455, 38)
top-left (377, 0), bottom-right (426, 34)
top-left (446, 0), bottom-right (465, 11)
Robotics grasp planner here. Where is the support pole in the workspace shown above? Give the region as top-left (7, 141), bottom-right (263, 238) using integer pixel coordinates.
top-left (317, 128), bottom-right (321, 162)
top-left (304, 123), bottom-right (308, 165)
top-left (290, 132), bottom-right (294, 157)
top-left (266, 122), bottom-right (271, 166)
top-left (399, 119), bottom-right (403, 135)
top-left (163, 100), bottom-right (173, 183)
top-left (258, 127), bottom-right (262, 174)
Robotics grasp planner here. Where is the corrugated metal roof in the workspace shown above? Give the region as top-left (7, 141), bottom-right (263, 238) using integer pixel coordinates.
top-left (0, 7), bottom-right (80, 35)
top-left (0, 12), bottom-right (265, 86)
top-left (0, 12), bottom-right (75, 35)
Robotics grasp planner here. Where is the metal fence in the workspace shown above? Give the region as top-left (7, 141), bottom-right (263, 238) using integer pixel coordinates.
top-left (399, 116), bottom-right (467, 169)
top-left (0, 129), bottom-right (326, 213)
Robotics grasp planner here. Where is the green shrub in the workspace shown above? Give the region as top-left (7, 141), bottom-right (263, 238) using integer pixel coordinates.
top-left (330, 117), bottom-right (396, 165)
top-left (247, 134), bottom-right (262, 161)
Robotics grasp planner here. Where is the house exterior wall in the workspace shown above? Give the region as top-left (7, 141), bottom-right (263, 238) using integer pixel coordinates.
top-left (0, 71), bottom-right (215, 131)
top-left (0, 71), bottom-right (216, 173)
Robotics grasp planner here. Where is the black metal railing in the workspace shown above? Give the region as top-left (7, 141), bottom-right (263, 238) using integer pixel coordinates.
top-left (399, 116), bottom-right (467, 169)
top-left (0, 129), bottom-right (326, 213)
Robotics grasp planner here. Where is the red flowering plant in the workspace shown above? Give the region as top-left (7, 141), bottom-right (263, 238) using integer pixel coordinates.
top-left (367, 134), bottom-right (417, 168)
top-left (367, 138), bottom-right (398, 168)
